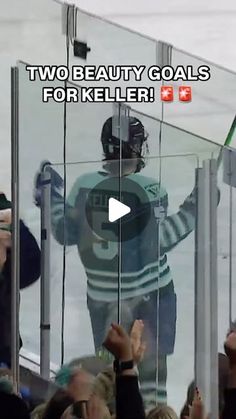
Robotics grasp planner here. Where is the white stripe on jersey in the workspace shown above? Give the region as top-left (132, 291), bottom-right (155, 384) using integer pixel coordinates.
top-left (85, 255), bottom-right (167, 278)
top-left (87, 268), bottom-right (172, 302)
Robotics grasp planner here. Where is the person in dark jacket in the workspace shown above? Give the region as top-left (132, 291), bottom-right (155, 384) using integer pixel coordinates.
top-left (0, 391), bottom-right (30, 419)
top-left (0, 192), bottom-right (41, 366)
top-left (103, 322), bottom-right (145, 419)
top-left (222, 331), bottom-right (236, 419)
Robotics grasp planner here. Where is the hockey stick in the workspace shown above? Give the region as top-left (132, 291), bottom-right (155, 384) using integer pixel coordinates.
top-left (217, 114), bottom-right (236, 169)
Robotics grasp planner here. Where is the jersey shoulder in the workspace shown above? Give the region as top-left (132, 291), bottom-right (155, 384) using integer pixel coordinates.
top-left (67, 171), bottom-right (106, 206)
top-left (130, 173), bottom-right (168, 201)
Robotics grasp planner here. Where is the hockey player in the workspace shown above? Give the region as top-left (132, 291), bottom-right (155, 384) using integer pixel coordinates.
top-left (34, 116), bottom-right (197, 408)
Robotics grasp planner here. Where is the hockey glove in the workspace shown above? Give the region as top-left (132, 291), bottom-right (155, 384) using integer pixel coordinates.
top-left (34, 160), bottom-right (64, 207)
top-left (180, 185), bottom-right (220, 218)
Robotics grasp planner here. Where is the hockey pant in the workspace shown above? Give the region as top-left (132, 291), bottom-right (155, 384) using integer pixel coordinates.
top-left (87, 281), bottom-right (177, 409)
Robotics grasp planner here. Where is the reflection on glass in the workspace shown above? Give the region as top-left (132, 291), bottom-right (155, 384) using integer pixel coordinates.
top-left (163, 48), bottom-right (236, 145)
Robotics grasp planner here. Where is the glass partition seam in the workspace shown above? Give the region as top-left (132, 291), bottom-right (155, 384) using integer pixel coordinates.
top-left (60, 5), bottom-right (71, 366)
top-left (156, 37), bottom-right (164, 404)
top-left (39, 169), bottom-right (51, 379)
top-left (118, 103), bottom-right (122, 324)
top-left (229, 169), bottom-right (233, 327)
top-left (11, 66), bottom-right (20, 393)
top-left (50, 153), bottom-right (200, 167)
top-left (209, 159), bottom-right (219, 419)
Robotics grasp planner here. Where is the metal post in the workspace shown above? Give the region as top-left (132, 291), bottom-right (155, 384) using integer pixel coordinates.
top-left (111, 104), bottom-right (129, 325)
top-left (11, 66), bottom-right (20, 392)
top-left (195, 165), bottom-right (209, 406)
top-left (223, 147), bottom-right (236, 327)
top-left (229, 183), bottom-right (233, 327)
top-left (61, 3), bottom-right (76, 38)
top-left (195, 159), bottom-right (219, 419)
top-left (157, 41), bottom-right (173, 67)
top-left (209, 159), bottom-right (219, 419)
top-left (40, 169), bottom-right (51, 379)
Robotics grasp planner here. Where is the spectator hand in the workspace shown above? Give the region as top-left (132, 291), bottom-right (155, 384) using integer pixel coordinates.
top-left (0, 209), bottom-right (11, 225)
top-left (0, 228), bottom-right (11, 247)
top-left (0, 215), bottom-right (11, 271)
top-left (87, 395), bottom-right (107, 419)
top-left (185, 388), bottom-right (206, 419)
top-left (130, 320), bottom-right (146, 365)
top-left (103, 323), bottom-right (132, 361)
top-left (0, 243), bottom-right (7, 272)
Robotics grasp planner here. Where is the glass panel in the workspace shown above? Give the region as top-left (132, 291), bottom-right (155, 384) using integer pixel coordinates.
top-left (68, 7), bottom-right (161, 117)
top-left (48, 160), bottom-right (120, 365)
top-left (67, 6), bottom-right (236, 145)
top-left (164, 48), bottom-right (236, 145)
top-left (65, 87), bottom-right (117, 163)
top-left (73, 8), bottom-right (157, 70)
top-left (18, 61), bottom-right (64, 367)
top-left (217, 160), bottom-right (231, 352)
top-left (158, 123), bottom-right (221, 415)
top-left (218, 148), bottom-right (236, 355)
top-left (125, 107), bottom-right (219, 412)
top-left (17, 54), bottom-right (231, 416)
top-left (117, 151), bottom-right (199, 412)
top-left (18, 60), bottom-right (117, 367)
top-left (214, 147), bottom-right (236, 419)
top-left (126, 110), bottom-right (211, 410)
top-left (55, 1), bottom-right (236, 147)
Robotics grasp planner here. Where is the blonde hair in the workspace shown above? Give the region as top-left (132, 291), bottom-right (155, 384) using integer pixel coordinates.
top-left (93, 366), bottom-right (115, 403)
top-left (60, 401), bottom-right (111, 419)
top-left (147, 405), bottom-right (178, 419)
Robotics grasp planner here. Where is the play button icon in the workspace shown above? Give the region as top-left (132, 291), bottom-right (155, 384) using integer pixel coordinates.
top-left (85, 175), bottom-right (151, 242)
top-left (108, 198), bottom-right (131, 222)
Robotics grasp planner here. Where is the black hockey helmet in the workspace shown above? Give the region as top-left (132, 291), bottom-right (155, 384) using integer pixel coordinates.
top-left (101, 116), bottom-right (148, 168)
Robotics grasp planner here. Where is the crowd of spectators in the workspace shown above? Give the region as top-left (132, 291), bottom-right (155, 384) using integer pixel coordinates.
top-left (0, 319), bottom-right (235, 419)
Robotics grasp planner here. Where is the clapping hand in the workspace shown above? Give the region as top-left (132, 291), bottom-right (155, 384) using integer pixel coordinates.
top-left (130, 320), bottom-right (146, 365)
top-left (185, 388), bottom-right (206, 419)
top-left (0, 209), bottom-right (11, 272)
top-left (103, 323), bottom-right (132, 362)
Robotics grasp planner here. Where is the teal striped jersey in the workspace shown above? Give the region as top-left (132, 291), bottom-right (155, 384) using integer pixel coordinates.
top-left (51, 171), bottom-right (196, 302)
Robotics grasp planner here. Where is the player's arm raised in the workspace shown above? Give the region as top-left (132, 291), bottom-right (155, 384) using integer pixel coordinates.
top-left (50, 177), bottom-right (81, 246)
top-left (159, 187), bottom-right (220, 253)
top-left (34, 162), bottom-right (80, 246)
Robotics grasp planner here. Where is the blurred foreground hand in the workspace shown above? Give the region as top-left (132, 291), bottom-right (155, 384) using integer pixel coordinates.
top-left (130, 319), bottom-right (146, 365)
top-left (0, 210), bottom-right (11, 272)
top-left (103, 323), bottom-right (132, 362)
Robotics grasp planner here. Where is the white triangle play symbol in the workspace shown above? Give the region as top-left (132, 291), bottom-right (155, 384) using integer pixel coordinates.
top-left (108, 197), bottom-right (131, 222)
